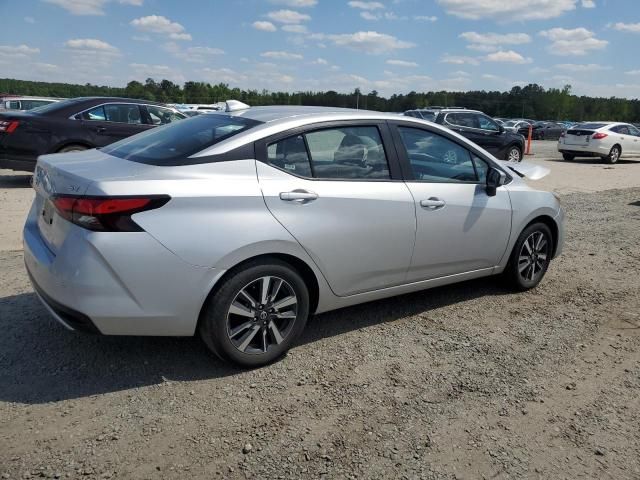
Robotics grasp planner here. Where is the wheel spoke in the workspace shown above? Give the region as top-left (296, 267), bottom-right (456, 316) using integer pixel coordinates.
top-left (260, 276), bottom-right (271, 305)
top-left (518, 258), bottom-right (531, 273)
top-left (229, 321), bottom-right (253, 339)
top-left (273, 295), bottom-right (297, 311)
top-left (529, 263), bottom-right (536, 280)
top-left (537, 253), bottom-right (548, 261)
top-left (534, 233), bottom-right (545, 251)
top-left (275, 311), bottom-right (296, 319)
top-left (523, 238), bottom-right (533, 255)
top-left (238, 289), bottom-right (257, 309)
top-left (261, 327), bottom-right (268, 353)
top-left (237, 325), bottom-right (261, 352)
top-left (268, 320), bottom-right (284, 345)
top-left (269, 278), bottom-right (283, 303)
top-left (229, 301), bottom-right (254, 318)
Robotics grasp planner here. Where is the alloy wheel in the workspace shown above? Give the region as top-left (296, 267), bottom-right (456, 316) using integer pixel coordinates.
top-left (517, 231), bottom-right (549, 282)
top-left (508, 147), bottom-right (521, 162)
top-left (226, 276), bottom-right (298, 355)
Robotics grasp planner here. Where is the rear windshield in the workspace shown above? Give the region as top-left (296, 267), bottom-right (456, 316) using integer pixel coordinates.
top-left (101, 114), bottom-right (262, 165)
top-left (571, 122), bottom-right (608, 130)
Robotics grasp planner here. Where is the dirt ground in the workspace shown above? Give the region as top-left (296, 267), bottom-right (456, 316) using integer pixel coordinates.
top-left (1, 143), bottom-right (640, 479)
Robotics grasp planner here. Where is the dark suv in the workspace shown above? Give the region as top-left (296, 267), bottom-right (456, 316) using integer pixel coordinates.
top-left (404, 108), bottom-right (525, 162)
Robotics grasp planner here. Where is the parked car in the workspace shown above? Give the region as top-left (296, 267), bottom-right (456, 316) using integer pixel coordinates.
top-left (524, 121), bottom-right (566, 140)
top-left (0, 96), bottom-right (60, 111)
top-left (407, 108), bottom-right (526, 162)
top-left (24, 103), bottom-right (564, 367)
top-left (503, 120), bottom-right (531, 134)
top-left (558, 122), bottom-right (640, 164)
top-left (0, 97), bottom-right (186, 172)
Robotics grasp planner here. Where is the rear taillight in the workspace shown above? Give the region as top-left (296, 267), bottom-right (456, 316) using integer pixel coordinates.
top-left (51, 195), bottom-right (170, 232)
top-left (560, 131), bottom-right (566, 137)
top-left (0, 120), bottom-right (19, 133)
top-left (592, 132), bottom-right (608, 140)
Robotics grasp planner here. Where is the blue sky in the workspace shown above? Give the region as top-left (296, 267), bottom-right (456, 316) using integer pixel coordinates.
top-left (1, 0), bottom-right (639, 98)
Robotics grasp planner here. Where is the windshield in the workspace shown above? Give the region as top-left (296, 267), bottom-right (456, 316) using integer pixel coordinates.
top-left (101, 113), bottom-right (262, 165)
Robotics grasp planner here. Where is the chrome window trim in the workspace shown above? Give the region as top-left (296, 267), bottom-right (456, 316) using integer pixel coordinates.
top-left (68, 102), bottom-right (185, 122)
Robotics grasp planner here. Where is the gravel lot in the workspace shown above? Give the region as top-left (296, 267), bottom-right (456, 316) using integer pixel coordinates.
top-left (1, 142), bottom-right (640, 479)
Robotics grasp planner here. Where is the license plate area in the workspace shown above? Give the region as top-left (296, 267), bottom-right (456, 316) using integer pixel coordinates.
top-left (42, 199), bottom-right (54, 226)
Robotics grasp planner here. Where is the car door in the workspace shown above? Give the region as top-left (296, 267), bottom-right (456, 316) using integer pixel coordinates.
top-left (78, 103), bottom-right (148, 147)
top-left (626, 124), bottom-right (640, 153)
top-left (390, 122), bottom-right (512, 281)
top-left (256, 122), bottom-right (417, 296)
top-left (609, 125), bottom-right (631, 154)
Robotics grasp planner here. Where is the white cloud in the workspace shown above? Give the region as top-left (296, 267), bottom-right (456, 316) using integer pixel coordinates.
top-left (413, 15), bottom-right (438, 22)
top-left (348, 1), bottom-right (385, 10)
top-left (625, 70), bottom-right (640, 76)
top-left (24, 16), bottom-right (36, 23)
top-left (485, 50), bottom-right (532, 64)
top-left (269, 0), bottom-right (317, 6)
top-left (282, 24), bottom-right (308, 33)
top-left (581, 0), bottom-right (595, 7)
top-left (440, 54), bottom-right (480, 66)
top-left (539, 27), bottom-right (607, 55)
top-left (0, 44), bottom-right (40, 57)
top-left (436, 0), bottom-right (577, 21)
top-left (311, 58), bottom-right (328, 65)
top-left (555, 63), bottom-right (611, 72)
top-left (265, 9), bottom-right (311, 24)
top-left (327, 31), bottom-right (414, 54)
top-left (386, 59), bottom-right (419, 67)
top-left (529, 66), bottom-right (550, 74)
top-left (611, 22), bottom-right (640, 33)
top-left (459, 31), bottom-right (531, 51)
top-left (261, 50), bottom-right (304, 60)
top-left (43, 0), bottom-right (142, 15)
top-left (65, 38), bottom-right (118, 52)
top-left (253, 21), bottom-right (277, 32)
top-left (131, 15), bottom-right (191, 41)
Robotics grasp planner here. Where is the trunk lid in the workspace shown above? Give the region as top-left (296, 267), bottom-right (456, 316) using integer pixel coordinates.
top-left (564, 129), bottom-right (594, 146)
top-left (32, 149), bottom-right (146, 253)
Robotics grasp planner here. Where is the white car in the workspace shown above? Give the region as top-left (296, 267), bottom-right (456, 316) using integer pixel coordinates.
top-left (558, 122), bottom-right (640, 164)
top-left (502, 120), bottom-right (530, 134)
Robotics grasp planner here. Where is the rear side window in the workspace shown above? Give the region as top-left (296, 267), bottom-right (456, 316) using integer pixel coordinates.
top-left (266, 126), bottom-right (391, 180)
top-left (102, 114), bottom-right (262, 165)
top-left (145, 105), bottom-right (184, 125)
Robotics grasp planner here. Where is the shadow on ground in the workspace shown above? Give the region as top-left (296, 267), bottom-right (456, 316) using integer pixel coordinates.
top-left (0, 278), bottom-right (510, 404)
top-left (0, 174), bottom-right (31, 189)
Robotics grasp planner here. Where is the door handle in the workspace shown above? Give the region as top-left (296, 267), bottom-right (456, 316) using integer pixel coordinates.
top-left (95, 127), bottom-right (107, 134)
top-left (420, 197), bottom-right (446, 210)
top-left (279, 190), bottom-right (318, 202)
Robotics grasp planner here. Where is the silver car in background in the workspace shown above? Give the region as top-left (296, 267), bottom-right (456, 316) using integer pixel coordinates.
top-left (24, 102), bottom-right (564, 367)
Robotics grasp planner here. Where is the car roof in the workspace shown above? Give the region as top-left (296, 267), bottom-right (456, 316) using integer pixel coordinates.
top-left (227, 105), bottom-right (401, 123)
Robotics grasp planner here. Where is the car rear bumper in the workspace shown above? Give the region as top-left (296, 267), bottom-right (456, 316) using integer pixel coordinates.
top-left (557, 142), bottom-right (610, 156)
top-left (23, 201), bottom-right (225, 336)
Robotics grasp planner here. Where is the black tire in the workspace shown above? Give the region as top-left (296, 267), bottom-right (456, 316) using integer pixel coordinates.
top-left (562, 153), bottom-right (575, 161)
top-left (199, 259), bottom-right (310, 368)
top-left (538, 131), bottom-right (544, 140)
top-left (57, 144), bottom-right (88, 153)
top-left (601, 145), bottom-right (620, 164)
top-left (506, 145), bottom-right (522, 162)
top-left (503, 222), bottom-right (553, 291)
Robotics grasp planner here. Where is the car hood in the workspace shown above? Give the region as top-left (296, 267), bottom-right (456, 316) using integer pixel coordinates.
top-left (497, 160), bottom-right (550, 180)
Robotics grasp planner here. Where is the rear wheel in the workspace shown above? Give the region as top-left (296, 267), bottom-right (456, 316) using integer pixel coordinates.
top-left (562, 153), bottom-right (575, 161)
top-left (602, 145), bottom-right (620, 164)
top-left (57, 144), bottom-right (87, 153)
top-left (199, 259), bottom-right (309, 368)
top-left (504, 222), bottom-right (553, 291)
top-left (506, 145), bottom-right (522, 162)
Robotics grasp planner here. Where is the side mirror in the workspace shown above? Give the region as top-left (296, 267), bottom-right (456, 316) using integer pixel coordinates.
top-left (486, 167), bottom-right (506, 197)
top-left (499, 125), bottom-right (505, 134)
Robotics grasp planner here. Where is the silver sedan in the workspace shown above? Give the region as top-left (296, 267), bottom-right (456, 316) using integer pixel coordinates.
top-left (24, 103), bottom-right (564, 367)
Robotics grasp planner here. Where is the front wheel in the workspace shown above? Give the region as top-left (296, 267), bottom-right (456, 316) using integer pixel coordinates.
top-left (562, 153), bottom-right (575, 161)
top-left (506, 146), bottom-right (522, 162)
top-left (57, 144), bottom-right (87, 153)
top-left (199, 259), bottom-right (309, 367)
top-left (504, 222), bottom-right (553, 291)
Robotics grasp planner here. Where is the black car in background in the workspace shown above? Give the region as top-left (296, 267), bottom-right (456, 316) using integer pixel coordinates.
top-left (0, 97), bottom-right (186, 172)
top-left (521, 121), bottom-right (566, 140)
top-left (405, 108), bottom-right (525, 162)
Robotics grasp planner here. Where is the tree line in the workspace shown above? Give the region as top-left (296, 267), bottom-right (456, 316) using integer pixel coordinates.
top-left (1, 77), bottom-right (639, 122)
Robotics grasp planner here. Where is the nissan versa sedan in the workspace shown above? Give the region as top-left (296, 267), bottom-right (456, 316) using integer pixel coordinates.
top-left (24, 103), bottom-right (564, 367)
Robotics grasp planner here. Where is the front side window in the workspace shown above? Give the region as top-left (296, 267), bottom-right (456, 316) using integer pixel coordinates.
top-left (101, 114), bottom-right (261, 165)
top-left (8, 101), bottom-right (21, 109)
top-left (478, 115), bottom-right (499, 132)
top-left (105, 104), bottom-right (142, 124)
top-left (267, 126), bottom-right (391, 180)
top-left (146, 105), bottom-right (184, 125)
top-left (398, 127), bottom-right (483, 183)
top-left (627, 125), bottom-right (640, 137)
